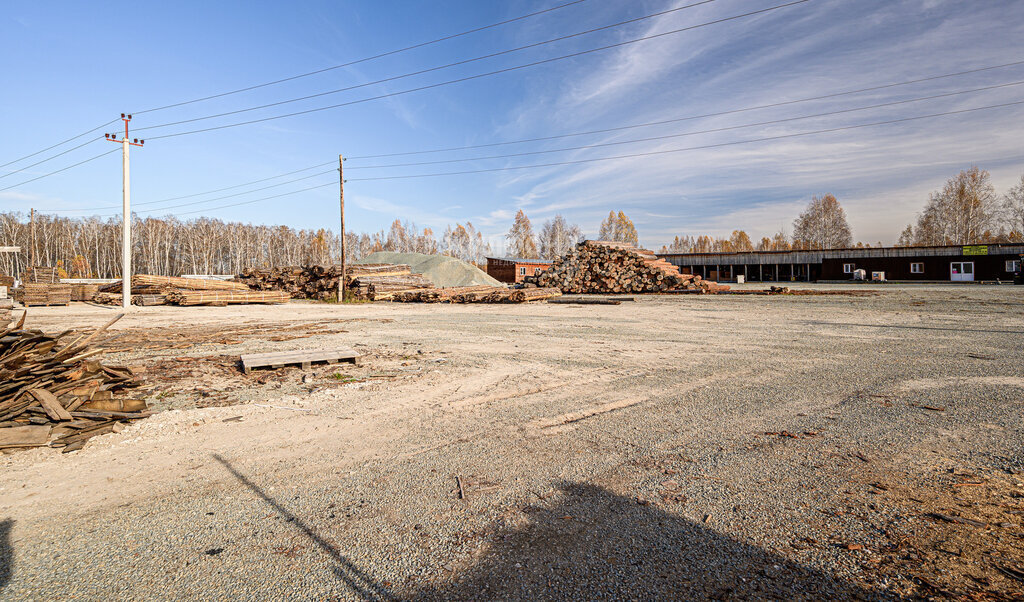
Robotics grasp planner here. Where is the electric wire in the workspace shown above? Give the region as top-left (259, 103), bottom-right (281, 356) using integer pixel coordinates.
top-left (347, 58), bottom-right (1024, 160)
top-left (132, 0), bottom-right (591, 115)
top-left (0, 149), bottom-right (119, 193)
top-left (0, 137), bottom-right (103, 179)
top-left (341, 79), bottom-right (1024, 169)
top-left (0, 119), bottom-right (118, 170)
top-left (345, 100), bottom-right (1024, 181)
top-left (138, 0), bottom-right (813, 140)
top-left (38, 67), bottom-right (1024, 212)
top-left (94, 98), bottom-right (1024, 218)
top-left (133, 0), bottom-right (718, 131)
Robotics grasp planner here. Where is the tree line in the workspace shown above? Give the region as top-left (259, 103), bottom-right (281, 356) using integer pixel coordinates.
top-left (3, 166), bottom-right (1021, 279)
top-left (0, 213), bottom-right (493, 280)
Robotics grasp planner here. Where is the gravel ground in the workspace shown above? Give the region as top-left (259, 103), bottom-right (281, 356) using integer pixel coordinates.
top-left (0, 284), bottom-right (1022, 600)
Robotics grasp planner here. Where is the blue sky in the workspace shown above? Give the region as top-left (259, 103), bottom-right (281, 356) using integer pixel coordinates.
top-left (2, 0), bottom-right (1024, 251)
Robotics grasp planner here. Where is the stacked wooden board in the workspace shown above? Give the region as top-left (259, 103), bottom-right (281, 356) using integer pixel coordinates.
top-left (530, 240), bottom-right (729, 294)
top-left (390, 285), bottom-right (561, 303)
top-left (70, 283), bottom-right (100, 302)
top-left (0, 313), bottom-right (150, 453)
top-left (21, 283), bottom-right (72, 306)
top-left (237, 264), bottom-right (433, 301)
top-left (91, 274), bottom-right (285, 306)
top-left (27, 266), bottom-right (60, 284)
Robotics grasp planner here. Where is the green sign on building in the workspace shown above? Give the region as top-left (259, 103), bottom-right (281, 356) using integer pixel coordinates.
top-left (963, 245), bottom-right (988, 256)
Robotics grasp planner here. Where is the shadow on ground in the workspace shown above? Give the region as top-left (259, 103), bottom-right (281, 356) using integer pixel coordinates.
top-left (213, 454), bottom-right (397, 601)
top-left (213, 453), bottom-right (879, 601)
top-left (0, 519), bottom-right (12, 591)
top-left (410, 483), bottom-right (880, 601)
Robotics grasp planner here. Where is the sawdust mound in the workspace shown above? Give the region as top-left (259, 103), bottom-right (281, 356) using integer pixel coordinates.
top-left (358, 252), bottom-right (500, 288)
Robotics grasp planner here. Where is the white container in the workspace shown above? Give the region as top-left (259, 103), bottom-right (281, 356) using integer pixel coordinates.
top-left (0, 285), bottom-right (7, 299)
top-left (735, 275), bottom-right (745, 284)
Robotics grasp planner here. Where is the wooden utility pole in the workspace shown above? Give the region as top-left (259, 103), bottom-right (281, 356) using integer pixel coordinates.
top-left (105, 114), bottom-right (144, 309)
top-left (338, 154), bottom-right (346, 303)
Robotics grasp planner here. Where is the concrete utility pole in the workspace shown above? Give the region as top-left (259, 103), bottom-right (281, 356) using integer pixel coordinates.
top-left (105, 114), bottom-right (144, 309)
top-left (29, 208), bottom-right (35, 274)
top-left (338, 154), bottom-right (346, 303)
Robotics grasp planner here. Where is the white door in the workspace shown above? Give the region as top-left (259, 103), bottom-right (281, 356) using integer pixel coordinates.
top-left (950, 261), bottom-right (974, 282)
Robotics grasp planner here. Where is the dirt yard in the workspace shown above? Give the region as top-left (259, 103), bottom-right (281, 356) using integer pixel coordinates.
top-left (1, 284), bottom-right (1022, 600)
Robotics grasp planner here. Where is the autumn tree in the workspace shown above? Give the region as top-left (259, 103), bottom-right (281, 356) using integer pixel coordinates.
top-left (597, 211), bottom-right (639, 246)
top-left (538, 215), bottom-right (582, 259)
top-left (505, 209), bottom-right (539, 258)
top-left (792, 194), bottom-right (853, 249)
top-left (901, 166), bottom-right (999, 245)
top-left (442, 222), bottom-right (490, 264)
top-left (729, 230), bottom-right (754, 252)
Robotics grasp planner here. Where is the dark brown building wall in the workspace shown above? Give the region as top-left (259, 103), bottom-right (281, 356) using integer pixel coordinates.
top-left (821, 255), bottom-right (1016, 281)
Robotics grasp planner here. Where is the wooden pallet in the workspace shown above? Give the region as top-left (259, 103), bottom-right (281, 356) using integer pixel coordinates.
top-left (240, 348), bottom-right (360, 374)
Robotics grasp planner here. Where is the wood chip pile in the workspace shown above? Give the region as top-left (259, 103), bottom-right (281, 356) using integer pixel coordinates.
top-left (391, 285), bottom-right (561, 303)
top-left (529, 240), bottom-right (729, 294)
top-left (237, 264), bottom-right (433, 301)
top-left (0, 314), bottom-right (150, 453)
top-left (91, 274), bottom-right (281, 306)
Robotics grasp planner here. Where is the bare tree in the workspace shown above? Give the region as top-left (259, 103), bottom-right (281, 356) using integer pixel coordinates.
top-left (1004, 172), bottom-right (1024, 239)
top-left (902, 166), bottom-right (1000, 246)
top-left (792, 194), bottom-right (853, 249)
top-left (505, 210), bottom-right (539, 258)
top-left (538, 215), bottom-right (582, 259)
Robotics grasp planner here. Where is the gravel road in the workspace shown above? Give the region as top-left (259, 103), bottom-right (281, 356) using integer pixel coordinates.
top-left (1, 284), bottom-right (1022, 600)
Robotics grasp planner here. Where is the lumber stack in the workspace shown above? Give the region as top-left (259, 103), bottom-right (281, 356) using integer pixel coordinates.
top-left (165, 290), bottom-right (290, 306)
top-left (390, 285), bottom-right (561, 303)
top-left (1, 299), bottom-right (13, 327)
top-left (70, 283), bottom-right (100, 302)
top-left (0, 313), bottom-right (150, 453)
top-left (27, 266), bottom-right (59, 284)
top-left (530, 241), bottom-right (729, 294)
top-left (0, 275), bottom-right (14, 289)
top-left (237, 264), bottom-right (422, 301)
top-left (99, 274), bottom-right (250, 293)
top-left (21, 283), bottom-right (72, 306)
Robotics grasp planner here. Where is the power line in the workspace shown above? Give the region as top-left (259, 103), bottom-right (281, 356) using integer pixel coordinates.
top-left (0, 119), bottom-right (117, 170)
top-left (340, 80), bottom-right (1024, 169)
top-left (42, 161), bottom-right (337, 212)
top-left (140, 0), bottom-right (814, 140)
top-left (95, 98), bottom-right (1024, 219)
top-left (0, 137), bottom-right (102, 179)
top-left (134, 0), bottom-right (718, 131)
top-left (39, 64), bottom-right (1024, 211)
top-left (0, 149), bottom-right (119, 193)
top-left (345, 100), bottom-right (1024, 181)
top-left (131, 169), bottom-right (336, 212)
top-left (347, 59), bottom-right (1024, 160)
top-left (132, 0), bottom-right (592, 115)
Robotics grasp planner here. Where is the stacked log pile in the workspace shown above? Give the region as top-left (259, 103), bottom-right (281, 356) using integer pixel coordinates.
top-left (0, 313), bottom-right (150, 453)
top-left (165, 290), bottom-right (290, 306)
top-left (21, 283), bottom-right (72, 306)
top-left (530, 241), bottom-right (729, 294)
top-left (390, 285), bottom-right (561, 303)
top-left (237, 264), bottom-right (431, 301)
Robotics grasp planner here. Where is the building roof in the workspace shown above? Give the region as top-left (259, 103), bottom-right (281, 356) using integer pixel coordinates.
top-left (486, 257), bottom-right (553, 264)
top-left (658, 243), bottom-right (1024, 265)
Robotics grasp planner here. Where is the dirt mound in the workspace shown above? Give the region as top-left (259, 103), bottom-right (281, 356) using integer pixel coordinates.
top-left (358, 252), bottom-right (500, 288)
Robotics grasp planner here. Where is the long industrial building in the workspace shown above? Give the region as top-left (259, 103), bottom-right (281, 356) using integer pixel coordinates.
top-left (658, 243), bottom-right (1024, 283)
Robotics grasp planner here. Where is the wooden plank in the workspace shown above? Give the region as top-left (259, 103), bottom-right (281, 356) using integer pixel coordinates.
top-left (28, 389), bottom-right (73, 421)
top-left (0, 425), bottom-right (51, 448)
top-left (240, 347), bottom-right (360, 372)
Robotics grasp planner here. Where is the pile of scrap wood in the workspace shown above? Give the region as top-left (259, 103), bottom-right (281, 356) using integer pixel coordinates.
top-left (92, 274), bottom-right (284, 306)
top-left (0, 313), bottom-right (150, 453)
top-left (237, 264), bottom-right (432, 301)
top-left (391, 285), bottom-right (561, 303)
top-left (20, 283), bottom-right (72, 306)
top-left (529, 240), bottom-right (729, 294)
